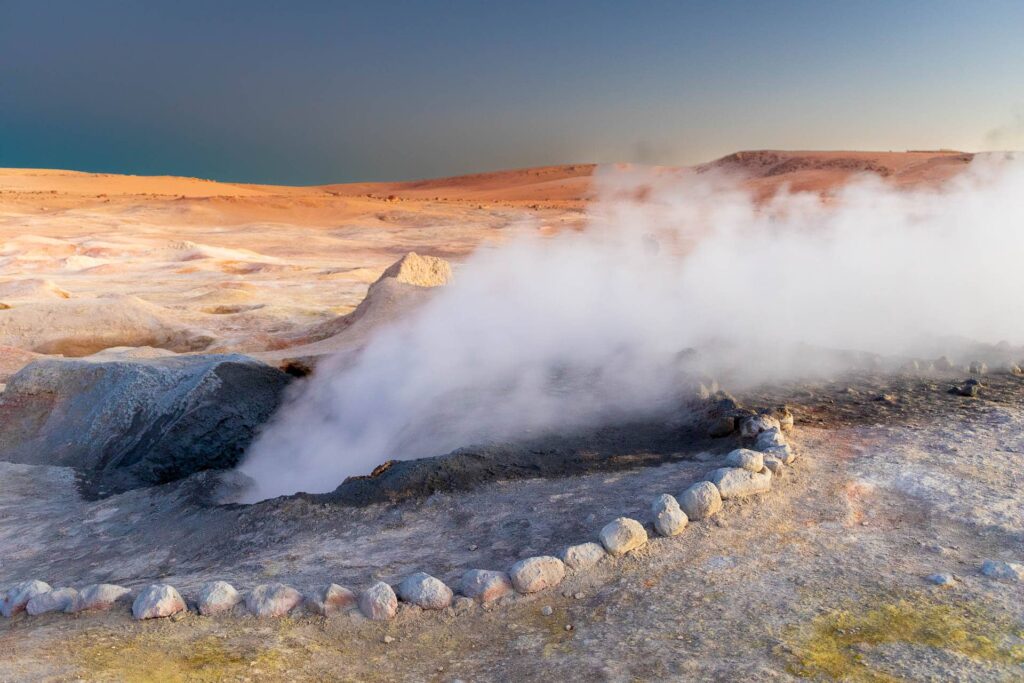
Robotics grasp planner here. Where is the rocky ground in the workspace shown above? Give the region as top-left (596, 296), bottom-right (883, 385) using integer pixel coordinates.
top-left (2, 367), bottom-right (1022, 681)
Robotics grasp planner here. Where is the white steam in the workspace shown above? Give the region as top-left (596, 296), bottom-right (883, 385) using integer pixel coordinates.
top-left (239, 155), bottom-right (1024, 501)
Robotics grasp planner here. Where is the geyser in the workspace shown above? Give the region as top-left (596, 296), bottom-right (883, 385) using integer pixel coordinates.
top-left (239, 154), bottom-right (1024, 501)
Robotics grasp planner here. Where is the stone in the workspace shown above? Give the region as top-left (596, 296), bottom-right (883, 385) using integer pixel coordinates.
top-left (762, 455), bottom-right (785, 477)
top-left (724, 448), bottom-right (764, 472)
top-left (305, 583), bottom-right (356, 616)
top-left (969, 361), bottom-right (988, 375)
top-left (0, 354), bottom-right (292, 495)
top-left (925, 573), bottom-right (957, 587)
top-left (397, 572), bottom-right (453, 610)
top-left (509, 556), bottom-right (566, 594)
top-left (132, 584), bottom-right (186, 620)
top-left (934, 356), bottom-right (954, 371)
top-left (1, 580), bottom-right (52, 617)
top-left (26, 587), bottom-right (78, 616)
top-left (359, 582), bottom-right (398, 621)
top-left (980, 560), bottom-right (1023, 582)
top-left (707, 416), bottom-right (735, 438)
top-left (196, 581), bottom-right (241, 616)
top-left (955, 379), bottom-right (981, 397)
top-left (70, 584), bottom-right (130, 613)
top-left (246, 583), bottom-right (303, 617)
top-left (558, 542), bottom-right (606, 571)
top-left (763, 444), bottom-right (796, 465)
top-left (541, 605), bottom-right (553, 616)
top-left (459, 570), bottom-right (514, 603)
top-left (754, 428), bottom-right (786, 451)
top-left (651, 494), bottom-right (688, 536)
top-left (599, 517), bottom-right (648, 557)
top-left (739, 414), bottom-right (781, 438)
top-left (707, 467), bottom-right (773, 499)
top-left (678, 481), bottom-right (723, 520)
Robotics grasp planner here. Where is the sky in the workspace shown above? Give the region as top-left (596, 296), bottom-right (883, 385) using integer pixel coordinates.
top-left (2, 0), bottom-right (1023, 185)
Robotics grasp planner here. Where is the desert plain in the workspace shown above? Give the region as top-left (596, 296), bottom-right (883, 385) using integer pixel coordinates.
top-left (1, 150), bottom-right (1023, 681)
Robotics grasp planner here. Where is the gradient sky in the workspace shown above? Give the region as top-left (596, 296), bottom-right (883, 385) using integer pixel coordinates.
top-left (3, 0), bottom-right (1024, 184)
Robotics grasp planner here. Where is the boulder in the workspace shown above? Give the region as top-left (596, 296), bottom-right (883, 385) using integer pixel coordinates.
top-left (739, 414), bottom-right (781, 438)
top-left (69, 584), bottom-right (130, 613)
top-left (306, 584), bottom-right (357, 616)
top-left (707, 467), bottom-right (772, 499)
top-left (459, 570), bottom-right (514, 603)
top-left (246, 583), bottom-right (303, 617)
top-left (396, 572), bottom-right (453, 610)
top-left (724, 448), bottom-right (764, 472)
top-left (196, 581), bottom-right (241, 616)
top-left (651, 494), bottom-right (688, 536)
top-left (0, 354), bottom-right (291, 494)
top-left (754, 428), bottom-right (786, 451)
top-left (132, 584), bottom-right (186, 620)
top-left (27, 587), bottom-right (78, 616)
top-left (1, 580), bottom-right (52, 617)
top-left (599, 517), bottom-right (648, 557)
top-left (980, 560), bottom-right (1023, 582)
top-left (558, 543), bottom-right (606, 572)
top-left (509, 556), bottom-right (566, 594)
top-left (678, 481), bottom-right (723, 520)
top-left (359, 582), bottom-right (398, 621)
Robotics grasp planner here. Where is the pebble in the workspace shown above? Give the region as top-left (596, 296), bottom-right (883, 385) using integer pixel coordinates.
top-left (980, 560), bottom-right (1023, 582)
top-left (359, 581), bottom-right (398, 621)
top-left (509, 556), bottom-right (566, 594)
top-left (26, 587), bottom-right (78, 616)
top-left (1, 580), bottom-right (52, 617)
top-left (383, 635), bottom-right (395, 644)
top-left (599, 517), bottom-right (648, 557)
top-left (132, 584), bottom-right (186, 620)
top-left (651, 494), bottom-right (688, 536)
top-left (246, 583), bottom-right (303, 617)
top-left (724, 448), bottom-right (764, 472)
top-left (678, 481), bottom-right (723, 520)
top-left (305, 583), bottom-right (356, 616)
top-left (459, 569), bottom-right (514, 603)
top-left (559, 542), bottom-right (606, 571)
top-left (925, 573), bottom-right (957, 587)
top-left (397, 572), bottom-right (453, 610)
top-left (706, 467), bottom-right (772, 499)
top-left (541, 605), bottom-right (553, 616)
top-left (196, 581), bottom-right (242, 616)
top-left (70, 583), bottom-right (130, 613)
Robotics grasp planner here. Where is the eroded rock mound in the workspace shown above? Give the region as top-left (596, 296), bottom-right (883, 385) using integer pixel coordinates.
top-left (0, 354), bottom-right (291, 494)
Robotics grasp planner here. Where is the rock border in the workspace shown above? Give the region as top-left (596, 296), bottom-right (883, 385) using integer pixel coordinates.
top-left (0, 412), bottom-right (850, 624)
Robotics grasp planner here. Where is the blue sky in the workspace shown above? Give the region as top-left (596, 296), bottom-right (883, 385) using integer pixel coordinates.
top-left (2, 0), bottom-right (1023, 183)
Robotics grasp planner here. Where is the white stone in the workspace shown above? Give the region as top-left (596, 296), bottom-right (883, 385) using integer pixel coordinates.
top-left (132, 584), bottom-right (186, 620)
top-left (397, 572), bottom-right (453, 610)
top-left (754, 428), bottom-right (786, 451)
top-left (459, 570), bottom-right (514, 603)
top-left (246, 583), bottom-right (303, 617)
top-left (70, 584), bottom-right (130, 613)
top-left (306, 583), bottom-right (356, 616)
top-left (359, 581), bottom-right (398, 621)
top-left (599, 517), bottom-right (648, 557)
top-left (707, 467), bottom-right (773, 499)
top-left (196, 581), bottom-right (241, 616)
top-left (509, 556), bottom-right (566, 594)
top-left (651, 494), bottom-right (688, 536)
top-left (678, 481), bottom-right (723, 520)
top-left (763, 444), bottom-right (796, 465)
top-left (762, 455), bottom-right (785, 477)
top-left (739, 414), bottom-right (781, 437)
top-left (981, 560), bottom-right (1023, 582)
top-left (724, 448), bottom-right (764, 472)
top-left (1, 580), bottom-right (52, 617)
top-left (26, 587), bottom-right (78, 616)
top-left (558, 542), bottom-right (606, 571)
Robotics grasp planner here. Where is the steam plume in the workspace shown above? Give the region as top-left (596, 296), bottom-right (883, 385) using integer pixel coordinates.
top-left (238, 154), bottom-right (1024, 501)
